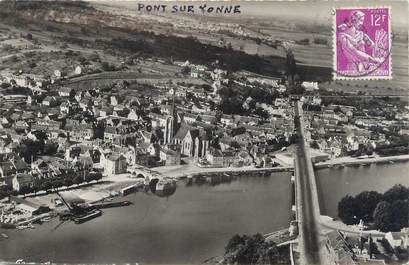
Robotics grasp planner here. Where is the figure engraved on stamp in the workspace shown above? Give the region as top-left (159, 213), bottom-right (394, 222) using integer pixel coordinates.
top-left (334, 7), bottom-right (391, 79)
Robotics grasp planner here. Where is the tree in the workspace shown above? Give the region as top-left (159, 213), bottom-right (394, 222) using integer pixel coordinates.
top-left (19, 186), bottom-right (31, 196)
top-left (180, 66), bottom-right (190, 75)
top-left (338, 195), bottom-right (359, 225)
top-left (355, 191), bottom-right (382, 222)
top-left (231, 127), bottom-right (246, 137)
top-left (310, 141), bottom-right (319, 149)
top-left (254, 107), bottom-right (269, 120)
top-left (51, 180), bottom-right (63, 190)
top-left (41, 181), bottom-right (52, 192)
top-left (373, 201), bottom-right (393, 232)
top-left (63, 178), bottom-right (73, 187)
top-left (101, 61), bottom-right (114, 71)
top-left (44, 142), bottom-right (58, 155)
top-left (73, 176), bottom-right (83, 186)
top-left (383, 184), bottom-right (409, 203)
top-left (223, 234), bottom-right (284, 265)
top-left (390, 200), bottom-right (409, 231)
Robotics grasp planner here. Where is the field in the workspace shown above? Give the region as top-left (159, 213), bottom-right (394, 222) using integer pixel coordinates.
top-left (0, 1), bottom-right (407, 95)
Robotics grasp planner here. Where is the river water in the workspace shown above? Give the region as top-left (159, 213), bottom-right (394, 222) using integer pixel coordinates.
top-left (0, 173), bottom-right (292, 264)
top-left (1, 162), bottom-right (408, 264)
top-left (316, 161), bottom-right (409, 218)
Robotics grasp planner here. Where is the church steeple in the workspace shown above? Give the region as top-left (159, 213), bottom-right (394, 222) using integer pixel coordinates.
top-left (164, 87), bottom-right (178, 145)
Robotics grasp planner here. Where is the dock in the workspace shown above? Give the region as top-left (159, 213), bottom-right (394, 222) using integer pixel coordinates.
top-left (89, 200), bottom-right (132, 209)
top-left (120, 183), bottom-right (144, 196)
top-left (314, 154), bottom-right (409, 169)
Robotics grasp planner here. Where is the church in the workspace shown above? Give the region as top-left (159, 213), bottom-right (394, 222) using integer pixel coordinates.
top-left (162, 89), bottom-right (210, 161)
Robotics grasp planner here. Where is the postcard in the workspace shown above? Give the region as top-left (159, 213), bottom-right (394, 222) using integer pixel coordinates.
top-left (0, 1), bottom-right (408, 265)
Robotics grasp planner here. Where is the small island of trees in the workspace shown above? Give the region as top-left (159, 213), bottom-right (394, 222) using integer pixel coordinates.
top-left (338, 184), bottom-right (409, 232)
top-left (222, 234), bottom-right (290, 265)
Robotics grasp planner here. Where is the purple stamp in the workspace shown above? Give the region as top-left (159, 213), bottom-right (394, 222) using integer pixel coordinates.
top-left (334, 7), bottom-right (391, 79)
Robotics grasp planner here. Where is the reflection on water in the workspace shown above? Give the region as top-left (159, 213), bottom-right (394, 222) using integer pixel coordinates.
top-left (0, 172), bottom-right (292, 264)
top-left (316, 162), bottom-right (409, 218)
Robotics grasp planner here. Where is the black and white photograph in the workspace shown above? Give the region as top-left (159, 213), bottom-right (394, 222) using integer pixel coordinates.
top-left (0, 1), bottom-right (408, 264)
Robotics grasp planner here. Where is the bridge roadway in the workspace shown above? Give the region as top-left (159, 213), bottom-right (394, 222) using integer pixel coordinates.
top-left (295, 101), bottom-right (322, 265)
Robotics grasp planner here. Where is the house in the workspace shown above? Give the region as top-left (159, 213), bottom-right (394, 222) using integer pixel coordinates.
top-left (149, 113), bottom-right (167, 128)
top-left (67, 124), bottom-right (94, 142)
top-left (104, 153), bottom-right (127, 175)
top-left (110, 95), bottom-right (119, 106)
top-left (0, 152), bottom-right (29, 185)
top-left (99, 106), bottom-right (113, 117)
top-left (14, 120), bottom-right (29, 131)
top-left (79, 98), bottom-right (92, 111)
top-left (42, 96), bottom-right (58, 107)
top-left (12, 173), bottom-right (34, 192)
top-left (21, 112), bottom-right (35, 122)
top-left (301, 81), bottom-right (319, 91)
top-left (31, 159), bottom-right (51, 178)
top-left (160, 147), bottom-right (181, 166)
top-left (182, 113), bottom-right (197, 124)
top-left (65, 144), bottom-right (94, 161)
top-left (385, 232), bottom-right (409, 249)
top-left (104, 126), bottom-right (138, 146)
top-left (206, 148), bottom-right (224, 167)
top-left (235, 150), bottom-right (253, 167)
top-left (221, 150), bottom-right (235, 167)
top-left (191, 71), bottom-right (199, 78)
top-left (146, 143), bottom-right (160, 157)
top-left (74, 91), bottom-right (83, 102)
top-left (127, 109), bottom-right (140, 120)
top-left (139, 130), bottom-right (153, 143)
top-left (200, 114), bottom-right (217, 125)
top-left (58, 87), bottom-right (73, 97)
top-left (275, 98), bottom-right (290, 108)
top-left (325, 231), bottom-right (358, 265)
top-left (219, 136), bottom-right (238, 151)
top-left (60, 102), bottom-right (71, 114)
top-left (344, 235), bottom-right (375, 260)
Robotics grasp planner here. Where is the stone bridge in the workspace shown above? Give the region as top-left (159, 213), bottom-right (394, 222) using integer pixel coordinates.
top-left (127, 165), bottom-right (173, 185)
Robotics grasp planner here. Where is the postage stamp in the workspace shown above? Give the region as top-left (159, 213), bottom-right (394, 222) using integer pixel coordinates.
top-left (333, 7), bottom-right (391, 80)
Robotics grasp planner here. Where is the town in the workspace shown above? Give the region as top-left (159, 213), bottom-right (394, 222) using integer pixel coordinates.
top-left (0, 1), bottom-right (408, 265)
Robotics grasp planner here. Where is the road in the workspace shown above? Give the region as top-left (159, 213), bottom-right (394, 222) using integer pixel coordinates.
top-left (295, 101), bottom-right (322, 265)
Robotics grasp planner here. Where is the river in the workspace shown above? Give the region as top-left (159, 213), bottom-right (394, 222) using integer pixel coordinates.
top-left (316, 161), bottom-right (409, 218)
top-left (1, 162), bottom-right (408, 264)
top-left (0, 173), bottom-right (292, 264)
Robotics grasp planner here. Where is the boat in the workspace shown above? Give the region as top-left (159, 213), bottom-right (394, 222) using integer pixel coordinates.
top-left (186, 175), bottom-right (193, 185)
top-left (41, 217), bottom-right (51, 222)
top-left (156, 179), bottom-right (176, 191)
top-left (362, 163), bottom-right (370, 167)
top-left (73, 209), bottom-right (102, 224)
top-left (389, 160), bottom-right (395, 164)
top-left (1, 233), bottom-right (9, 239)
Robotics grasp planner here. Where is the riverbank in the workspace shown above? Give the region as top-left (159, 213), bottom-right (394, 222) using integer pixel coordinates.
top-left (319, 215), bottom-right (386, 237)
top-left (0, 172), bottom-right (293, 264)
top-left (314, 154), bottom-right (409, 169)
top-left (153, 163), bottom-right (293, 178)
